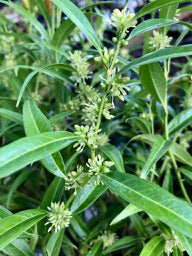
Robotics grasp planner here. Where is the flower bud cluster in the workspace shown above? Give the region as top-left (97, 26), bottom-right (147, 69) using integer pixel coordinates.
top-left (97, 231), bottom-right (118, 248)
top-left (68, 50), bottom-right (92, 82)
top-left (46, 202), bottom-right (72, 233)
top-left (111, 74), bottom-right (130, 101)
top-left (74, 125), bottom-right (101, 152)
top-left (149, 31), bottom-right (172, 51)
top-left (86, 155), bottom-right (114, 185)
top-left (65, 166), bottom-right (87, 194)
top-left (163, 234), bottom-right (185, 255)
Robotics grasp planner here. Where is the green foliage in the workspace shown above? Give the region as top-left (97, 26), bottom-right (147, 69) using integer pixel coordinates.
top-left (0, 0), bottom-right (192, 255)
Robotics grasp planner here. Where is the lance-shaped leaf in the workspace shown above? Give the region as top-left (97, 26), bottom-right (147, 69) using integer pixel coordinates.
top-left (139, 63), bottom-right (167, 111)
top-left (168, 108), bottom-right (192, 136)
top-left (129, 19), bottom-right (192, 40)
top-left (71, 176), bottom-right (107, 214)
top-left (46, 229), bottom-right (64, 256)
top-left (88, 241), bottom-right (103, 256)
top-left (3, 239), bottom-right (34, 256)
top-left (51, 0), bottom-right (102, 53)
top-left (99, 144), bottom-right (125, 173)
top-left (0, 131), bottom-right (79, 179)
top-left (0, 108), bottom-right (23, 125)
top-left (119, 45), bottom-right (192, 75)
top-left (23, 99), bottom-right (66, 177)
top-left (140, 135), bottom-right (172, 179)
top-left (104, 236), bottom-right (143, 255)
top-left (0, 209), bottom-right (47, 250)
top-left (101, 172), bottom-right (192, 238)
top-left (139, 236), bottom-right (165, 256)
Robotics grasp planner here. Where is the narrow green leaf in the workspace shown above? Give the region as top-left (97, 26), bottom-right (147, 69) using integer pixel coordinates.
top-left (87, 241), bottom-right (103, 256)
top-left (129, 19), bottom-right (192, 40)
top-left (101, 172), bottom-right (192, 238)
top-left (174, 230), bottom-right (192, 256)
top-left (0, 1), bottom-right (49, 41)
top-left (134, 0), bottom-right (188, 20)
top-left (70, 215), bottom-right (89, 239)
top-left (51, 0), bottom-right (102, 53)
top-left (46, 229), bottom-right (64, 256)
top-left (3, 239), bottom-right (34, 256)
top-left (23, 99), bottom-right (66, 177)
top-left (160, 4), bottom-right (179, 34)
top-left (0, 108), bottom-right (23, 125)
top-left (0, 131), bottom-right (79, 178)
top-left (119, 45), bottom-right (192, 74)
top-left (139, 63), bottom-right (167, 110)
top-left (168, 108), bottom-right (192, 135)
top-left (111, 204), bottom-right (141, 225)
top-left (0, 209), bottom-right (47, 250)
top-left (128, 116), bottom-right (151, 134)
top-left (141, 135), bottom-right (172, 178)
top-left (171, 142), bottom-right (192, 166)
top-left (139, 236), bottom-right (165, 256)
top-left (49, 111), bottom-right (76, 124)
top-left (71, 176), bottom-right (107, 214)
top-left (104, 236), bottom-right (142, 254)
top-left (16, 64), bottom-right (74, 107)
top-left (35, 0), bottom-right (51, 26)
top-left (65, 151), bottom-right (79, 173)
top-left (99, 144), bottom-right (125, 173)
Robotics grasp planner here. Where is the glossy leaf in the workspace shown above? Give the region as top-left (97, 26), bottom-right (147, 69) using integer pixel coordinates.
top-left (70, 215), bottom-right (89, 239)
top-left (129, 19), bottom-right (192, 40)
top-left (0, 108), bottom-right (23, 125)
top-left (0, 131), bottom-right (79, 178)
top-left (23, 99), bottom-right (66, 177)
top-left (71, 176), bottom-right (107, 214)
top-left (168, 108), bottom-right (192, 135)
top-left (119, 45), bottom-right (192, 75)
top-left (140, 135), bottom-right (172, 178)
top-left (104, 236), bottom-right (142, 254)
top-left (46, 229), bottom-right (64, 256)
top-left (3, 239), bottom-right (34, 256)
top-left (179, 166), bottom-right (192, 180)
top-left (52, 0), bottom-right (102, 53)
top-left (87, 241), bottom-right (103, 256)
top-left (139, 236), bottom-right (165, 256)
top-left (0, 209), bottom-right (47, 250)
top-left (111, 204), bottom-right (141, 225)
top-left (170, 142), bottom-right (192, 166)
top-left (101, 172), bottom-right (192, 238)
top-left (139, 63), bottom-right (167, 110)
top-left (99, 144), bottom-right (125, 173)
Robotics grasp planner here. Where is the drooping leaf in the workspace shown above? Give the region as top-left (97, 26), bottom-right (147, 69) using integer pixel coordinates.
top-left (139, 63), bottom-right (167, 111)
top-left (0, 131), bottom-right (79, 178)
top-left (101, 172), bottom-right (192, 238)
top-left (0, 209), bottom-right (47, 250)
top-left (139, 236), bottom-right (165, 256)
top-left (71, 176), bottom-right (107, 214)
top-left (51, 0), bottom-right (102, 53)
top-left (168, 108), bottom-right (192, 135)
top-left (99, 144), bottom-right (125, 173)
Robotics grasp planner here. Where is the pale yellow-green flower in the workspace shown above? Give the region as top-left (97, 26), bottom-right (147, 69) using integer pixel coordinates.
top-left (149, 30), bottom-right (172, 51)
top-left (98, 231), bottom-right (118, 248)
top-left (46, 202), bottom-right (72, 233)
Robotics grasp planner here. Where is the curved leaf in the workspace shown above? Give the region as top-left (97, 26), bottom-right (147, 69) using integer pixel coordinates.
top-left (119, 45), bottom-right (192, 74)
top-left (0, 108), bottom-right (23, 125)
top-left (3, 239), bottom-right (34, 256)
top-left (71, 176), bottom-right (107, 214)
top-left (168, 108), bottom-right (192, 136)
top-left (101, 172), bottom-right (192, 238)
top-left (129, 19), bottom-right (192, 40)
top-left (87, 241), bottom-right (103, 256)
top-left (139, 236), bottom-right (165, 256)
top-left (99, 144), bottom-right (125, 173)
top-left (46, 229), bottom-right (64, 256)
top-left (0, 209), bottom-right (47, 250)
top-left (0, 132), bottom-right (79, 178)
top-left (23, 99), bottom-right (65, 177)
top-left (52, 0), bottom-right (102, 53)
